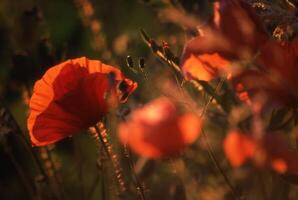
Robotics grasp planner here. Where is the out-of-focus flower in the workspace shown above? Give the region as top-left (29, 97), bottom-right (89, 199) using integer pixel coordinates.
top-left (180, 0), bottom-right (267, 81)
top-left (223, 131), bottom-right (256, 167)
top-left (232, 38), bottom-right (298, 105)
top-left (181, 0), bottom-right (298, 105)
top-left (27, 57), bottom-right (137, 146)
top-left (118, 97), bottom-right (202, 158)
top-left (224, 131), bottom-right (298, 174)
top-left (215, 0), bottom-right (267, 56)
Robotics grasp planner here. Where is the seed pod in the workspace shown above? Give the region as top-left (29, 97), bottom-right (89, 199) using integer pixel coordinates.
top-left (162, 41), bottom-right (174, 61)
top-left (126, 55), bottom-right (134, 68)
top-left (139, 57), bottom-right (145, 69)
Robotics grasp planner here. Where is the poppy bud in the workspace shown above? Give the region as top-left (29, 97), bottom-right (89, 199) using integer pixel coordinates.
top-left (149, 39), bottom-right (159, 53)
top-left (126, 55), bottom-right (134, 68)
top-left (139, 57), bottom-right (145, 69)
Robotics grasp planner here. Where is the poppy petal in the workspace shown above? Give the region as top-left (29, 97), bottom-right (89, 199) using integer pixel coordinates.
top-left (28, 57), bottom-right (137, 146)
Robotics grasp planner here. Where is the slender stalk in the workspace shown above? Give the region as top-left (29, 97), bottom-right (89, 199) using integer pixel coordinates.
top-left (91, 122), bottom-right (127, 193)
top-left (201, 129), bottom-right (240, 200)
top-left (199, 80), bottom-right (240, 200)
top-left (94, 125), bottom-right (111, 160)
top-left (88, 129), bottom-right (108, 200)
top-left (199, 78), bottom-right (224, 117)
top-left (123, 147), bottom-right (146, 200)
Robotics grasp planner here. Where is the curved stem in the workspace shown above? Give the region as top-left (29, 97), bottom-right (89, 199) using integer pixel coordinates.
top-left (201, 129), bottom-right (240, 200)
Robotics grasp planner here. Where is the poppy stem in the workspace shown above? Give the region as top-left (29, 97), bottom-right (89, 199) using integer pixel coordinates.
top-left (92, 122), bottom-right (127, 194)
top-left (202, 129), bottom-right (241, 200)
top-left (200, 78), bottom-right (225, 117)
top-left (123, 147), bottom-right (147, 200)
top-left (87, 131), bottom-right (108, 200)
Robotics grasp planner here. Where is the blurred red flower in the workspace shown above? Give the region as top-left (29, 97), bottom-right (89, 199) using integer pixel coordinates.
top-left (180, 0), bottom-right (267, 81)
top-left (181, 0), bottom-right (298, 105)
top-left (223, 131), bottom-right (256, 167)
top-left (27, 57), bottom-right (137, 146)
top-left (232, 38), bottom-right (298, 104)
top-left (224, 131), bottom-right (298, 174)
top-left (118, 97), bottom-right (202, 158)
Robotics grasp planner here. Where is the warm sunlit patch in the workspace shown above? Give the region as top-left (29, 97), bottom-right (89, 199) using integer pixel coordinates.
top-left (118, 97), bottom-right (202, 158)
top-left (182, 53), bottom-right (230, 81)
top-left (271, 159), bottom-right (288, 174)
top-left (27, 57), bottom-right (137, 146)
top-left (224, 131), bottom-right (298, 174)
top-left (223, 131), bottom-right (256, 167)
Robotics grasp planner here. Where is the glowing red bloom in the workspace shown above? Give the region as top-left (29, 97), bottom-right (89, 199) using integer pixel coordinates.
top-left (224, 131), bottom-right (298, 174)
top-left (118, 97), bottom-right (202, 158)
top-left (181, 0), bottom-right (267, 81)
top-left (27, 57), bottom-right (137, 146)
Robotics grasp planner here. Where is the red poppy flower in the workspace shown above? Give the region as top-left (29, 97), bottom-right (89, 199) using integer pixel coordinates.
top-left (118, 97), bottom-right (202, 158)
top-left (27, 57), bottom-right (137, 146)
top-left (224, 131), bottom-right (298, 174)
top-left (180, 0), bottom-right (268, 81)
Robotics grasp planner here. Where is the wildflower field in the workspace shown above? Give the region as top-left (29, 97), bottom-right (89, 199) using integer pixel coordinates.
top-left (1, 0), bottom-right (298, 199)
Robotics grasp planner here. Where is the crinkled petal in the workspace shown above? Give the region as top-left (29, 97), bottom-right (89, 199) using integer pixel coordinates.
top-left (28, 57), bottom-right (137, 146)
